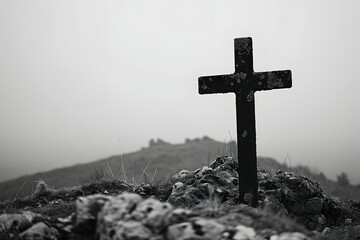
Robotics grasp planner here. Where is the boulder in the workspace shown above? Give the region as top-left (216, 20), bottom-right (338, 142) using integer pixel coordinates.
top-left (97, 193), bottom-right (143, 239)
top-left (131, 198), bottom-right (173, 233)
top-left (72, 194), bottom-right (113, 236)
top-left (0, 211), bottom-right (35, 234)
top-left (19, 222), bottom-right (58, 240)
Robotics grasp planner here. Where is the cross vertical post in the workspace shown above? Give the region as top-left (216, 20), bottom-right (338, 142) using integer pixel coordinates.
top-left (198, 37), bottom-right (292, 206)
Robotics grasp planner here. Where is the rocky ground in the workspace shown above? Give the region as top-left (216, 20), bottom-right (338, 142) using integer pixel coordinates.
top-left (1, 156), bottom-right (360, 240)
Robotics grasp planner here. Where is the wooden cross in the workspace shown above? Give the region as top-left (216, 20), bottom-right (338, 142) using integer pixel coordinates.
top-left (198, 37), bottom-right (292, 206)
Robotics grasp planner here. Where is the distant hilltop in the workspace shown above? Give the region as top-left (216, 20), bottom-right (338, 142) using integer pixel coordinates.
top-left (148, 136), bottom-right (217, 148)
top-left (148, 138), bottom-right (170, 147)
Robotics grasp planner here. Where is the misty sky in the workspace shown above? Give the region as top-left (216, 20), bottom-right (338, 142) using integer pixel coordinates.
top-left (1, 1), bottom-right (360, 184)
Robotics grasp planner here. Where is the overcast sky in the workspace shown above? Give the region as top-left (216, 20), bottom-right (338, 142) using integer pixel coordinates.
top-left (1, 1), bottom-right (360, 184)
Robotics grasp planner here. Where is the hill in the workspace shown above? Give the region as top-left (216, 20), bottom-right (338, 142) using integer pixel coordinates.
top-left (1, 136), bottom-right (359, 202)
top-left (0, 137), bottom-right (233, 201)
top-left (1, 156), bottom-right (360, 239)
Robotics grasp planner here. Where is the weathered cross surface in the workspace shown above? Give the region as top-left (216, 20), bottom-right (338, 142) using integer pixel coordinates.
top-left (198, 37), bottom-right (292, 206)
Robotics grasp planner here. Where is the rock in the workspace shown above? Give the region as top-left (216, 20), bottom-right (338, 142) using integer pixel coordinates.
top-left (19, 222), bottom-right (58, 240)
top-left (166, 218), bottom-right (226, 240)
top-left (305, 197), bottom-right (323, 214)
top-left (97, 193), bottom-right (143, 238)
top-left (298, 180), bottom-right (322, 198)
top-left (131, 198), bottom-right (173, 233)
top-left (261, 195), bottom-right (288, 215)
top-left (101, 221), bottom-right (152, 240)
top-left (164, 208), bottom-right (195, 226)
top-left (209, 156), bottom-right (227, 169)
top-left (258, 168), bottom-right (328, 230)
top-left (168, 182), bottom-right (187, 206)
top-left (73, 194), bottom-right (113, 236)
top-left (270, 232), bottom-right (310, 240)
top-left (96, 193), bottom-right (197, 240)
top-left (203, 157), bottom-right (356, 231)
top-left (167, 156), bottom-right (238, 207)
top-left (287, 201), bottom-right (305, 215)
top-left (167, 155), bottom-right (339, 231)
top-left (0, 211), bottom-right (35, 234)
top-left (232, 224), bottom-right (256, 240)
top-left (321, 227), bottom-right (332, 235)
top-left (195, 166), bottom-right (213, 179)
top-left (257, 228), bottom-right (278, 240)
top-left (166, 222), bottom-right (195, 240)
top-left (172, 170), bottom-right (190, 181)
top-left (33, 179), bottom-right (49, 196)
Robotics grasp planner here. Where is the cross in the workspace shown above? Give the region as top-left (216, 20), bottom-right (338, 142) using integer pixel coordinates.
top-left (198, 37), bottom-right (292, 207)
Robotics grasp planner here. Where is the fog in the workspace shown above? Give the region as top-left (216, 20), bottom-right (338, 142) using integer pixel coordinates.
top-left (1, 1), bottom-right (360, 184)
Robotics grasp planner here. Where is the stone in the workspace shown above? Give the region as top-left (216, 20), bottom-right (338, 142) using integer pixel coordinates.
top-left (270, 232), bottom-right (310, 240)
top-left (287, 201), bottom-right (305, 215)
top-left (209, 156), bottom-right (228, 169)
top-left (131, 198), bottom-right (173, 233)
top-left (195, 166), bottom-right (213, 179)
top-left (97, 193), bottom-right (143, 238)
top-left (73, 194), bottom-right (113, 236)
top-left (101, 221), bottom-right (152, 240)
top-left (172, 170), bottom-right (190, 181)
top-left (0, 211), bottom-right (35, 234)
top-left (232, 224), bottom-right (256, 240)
top-left (164, 208), bottom-right (195, 226)
top-left (321, 227), bottom-right (332, 235)
top-left (305, 197), bottom-right (323, 214)
top-left (18, 222), bottom-right (58, 240)
top-left (167, 182), bottom-right (187, 206)
top-left (298, 180), bottom-right (322, 198)
top-left (33, 179), bottom-right (49, 196)
top-left (166, 218), bottom-right (226, 240)
top-left (167, 157), bottom-right (238, 207)
top-left (261, 195), bottom-right (288, 216)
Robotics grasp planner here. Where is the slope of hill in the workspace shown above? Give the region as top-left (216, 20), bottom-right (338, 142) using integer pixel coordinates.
top-left (0, 137), bottom-right (234, 201)
top-left (1, 136), bottom-right (359, 202)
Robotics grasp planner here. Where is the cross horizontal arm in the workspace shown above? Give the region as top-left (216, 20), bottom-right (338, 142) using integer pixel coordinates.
top-left (253, 70), bottom-right (292, 91)
top-left (199, 72), bottom-right (250, 94)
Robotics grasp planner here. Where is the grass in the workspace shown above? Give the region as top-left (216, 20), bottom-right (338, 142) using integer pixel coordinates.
top-left (204, 152), bottom-right (211, 167)
top-left (0, 178), bottom-right (136, 217)
top-left (268, 153), bottom-right (290, 176)
top-left (138, 157), bottom-right (156, 184)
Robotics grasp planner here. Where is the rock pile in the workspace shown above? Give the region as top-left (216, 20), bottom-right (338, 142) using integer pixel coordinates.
top-left (0, 211), bottom-right (59, 240)
top-left (72, 193), bottom-right (310, 240)
top-left (0, 156), bottom-right (359, 239)
top-left (167, 156), bottom-right (359, 231)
